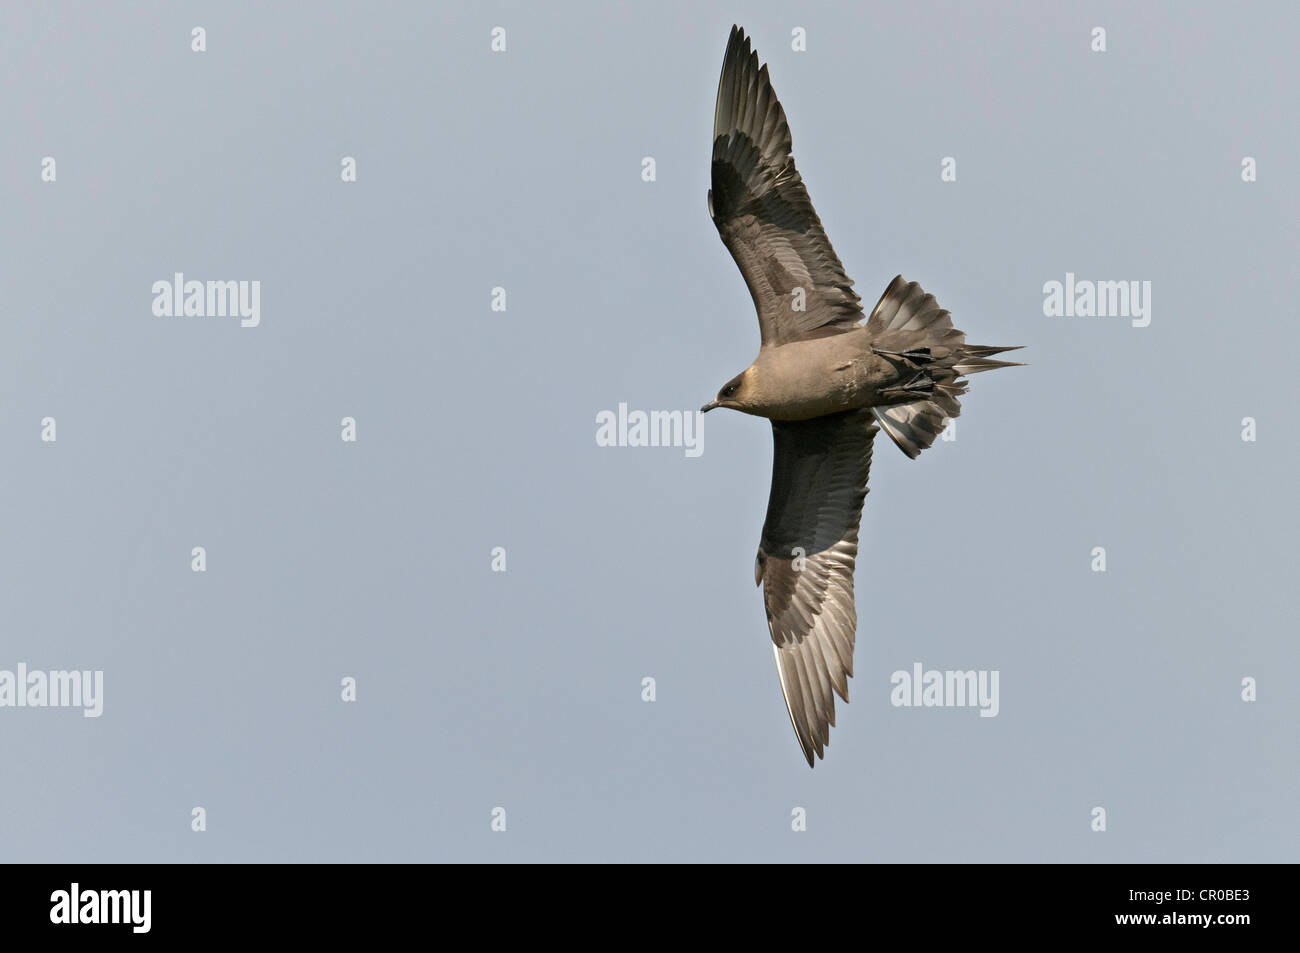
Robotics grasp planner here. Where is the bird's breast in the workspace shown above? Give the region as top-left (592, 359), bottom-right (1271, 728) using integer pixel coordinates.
top-left (751, 333), bottom-right (886, 421)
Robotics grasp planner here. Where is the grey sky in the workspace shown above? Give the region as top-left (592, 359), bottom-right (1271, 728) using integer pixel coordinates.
top-left (0, 1), bottom-right (1295, 861)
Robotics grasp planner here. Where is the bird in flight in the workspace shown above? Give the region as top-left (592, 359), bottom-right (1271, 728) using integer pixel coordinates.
top-left (703, 25), bottom-right (1022, 767)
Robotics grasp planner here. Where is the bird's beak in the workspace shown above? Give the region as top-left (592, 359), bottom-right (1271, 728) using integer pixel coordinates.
top-left (700, 400), bottom-right (720, 413)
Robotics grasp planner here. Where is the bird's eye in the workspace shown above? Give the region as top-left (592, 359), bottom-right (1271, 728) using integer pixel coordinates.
top-left (723, 384), bottom-right (737, 397)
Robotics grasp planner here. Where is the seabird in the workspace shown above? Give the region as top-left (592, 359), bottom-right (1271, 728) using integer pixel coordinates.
top-left (703, 26), bottom-right (1023, 767)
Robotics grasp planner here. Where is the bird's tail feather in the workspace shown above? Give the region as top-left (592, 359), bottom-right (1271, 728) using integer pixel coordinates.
top-left (954, 344), bottom-right (1025, 376)
top-left (866, 276), bottom-right (1023, 459)
top-left (872, 385), bottom-right (962, 460)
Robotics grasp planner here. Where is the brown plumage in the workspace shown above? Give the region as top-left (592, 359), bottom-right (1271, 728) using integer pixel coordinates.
top-left (702, 26), bottom-right (1023, 766)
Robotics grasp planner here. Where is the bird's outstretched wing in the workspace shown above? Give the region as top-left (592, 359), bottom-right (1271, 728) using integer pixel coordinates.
top-left (757, 409), bottom-right (877, 766)
top-left (709, 25), bottom-right (863, 347)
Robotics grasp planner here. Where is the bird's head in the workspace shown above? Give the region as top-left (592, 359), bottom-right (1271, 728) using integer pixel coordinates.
top-left (701, 368), bottom-right (753, 414)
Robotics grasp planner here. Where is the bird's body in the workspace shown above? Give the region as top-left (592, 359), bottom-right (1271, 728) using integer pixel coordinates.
top-left (703, 26), bottom-right (1023, 766)
top-left (737, 331), bottom-right (894, 421)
